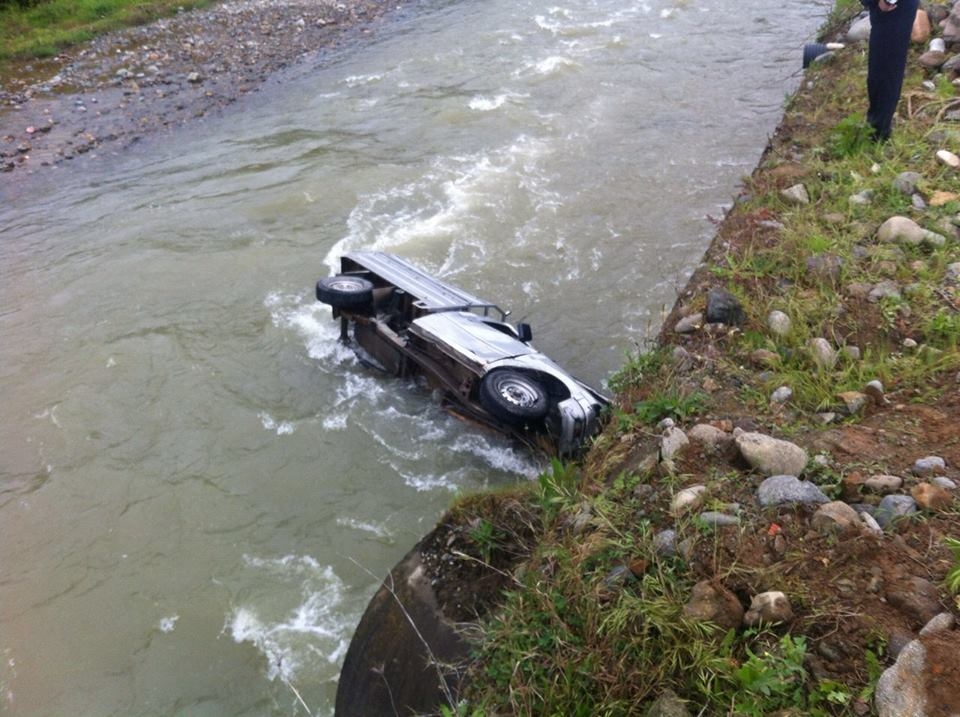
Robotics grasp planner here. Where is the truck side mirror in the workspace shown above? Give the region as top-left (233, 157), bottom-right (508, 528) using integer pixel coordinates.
top-left (517, 322), bottom-right (533, 343)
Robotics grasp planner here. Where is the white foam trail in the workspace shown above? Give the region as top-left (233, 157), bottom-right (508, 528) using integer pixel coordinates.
top-left (258, 412), bottom-right (296, 436)
top-left (227, 558), bottom-right (353, 682)
top-left (158, 615), bottom-right (179, 633)
top-left (450, 434), bottom-right (542, 478)
top-left (335, 516), bottom-right (393, 540)
top-left (342, 73), bottom-right (384, 87)
top-left (399, 470), bottom-right (457, 493)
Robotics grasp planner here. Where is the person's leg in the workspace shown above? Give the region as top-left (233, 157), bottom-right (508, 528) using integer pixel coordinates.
top-left (866, 0), bottom-right (918, 140)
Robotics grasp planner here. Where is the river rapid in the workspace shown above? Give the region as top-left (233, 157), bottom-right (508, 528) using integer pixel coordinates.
top-left (0, 0), bottom-right (831, 714)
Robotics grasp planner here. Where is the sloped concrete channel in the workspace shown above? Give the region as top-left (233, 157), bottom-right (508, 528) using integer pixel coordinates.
top-left (335, 530), bottom-right (468, 715)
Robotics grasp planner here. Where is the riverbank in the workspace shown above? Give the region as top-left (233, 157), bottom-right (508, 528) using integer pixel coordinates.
top-left (392, 5), bottom-right (960, 716)
top-left (0, 0), bottom-right (411, 173)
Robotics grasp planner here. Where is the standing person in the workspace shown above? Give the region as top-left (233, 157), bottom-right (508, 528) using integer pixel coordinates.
top-left (864, 0), bottom-right (919, 141)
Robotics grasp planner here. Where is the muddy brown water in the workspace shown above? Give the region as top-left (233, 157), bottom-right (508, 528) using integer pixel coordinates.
top-left (0, 0), bottom-right (831, 714)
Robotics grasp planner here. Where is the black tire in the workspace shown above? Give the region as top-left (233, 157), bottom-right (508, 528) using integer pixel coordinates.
top-left (478, 369), bottom-right (549, 425)
top-left (316, 275), bottom-right (374, 309)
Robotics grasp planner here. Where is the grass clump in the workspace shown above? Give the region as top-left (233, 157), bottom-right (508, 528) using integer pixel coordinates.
top-left (0, 0), bottom-right (212, 63)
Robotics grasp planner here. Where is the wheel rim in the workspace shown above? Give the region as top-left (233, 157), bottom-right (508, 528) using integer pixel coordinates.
top-left (497, 377), bottom-right (540, 408)
top-left (328, 277), bottom-right (366, 292)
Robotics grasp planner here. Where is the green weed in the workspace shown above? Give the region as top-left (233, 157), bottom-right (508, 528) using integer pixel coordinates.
top-left (946, 536), bottom-right (960, 594)
top-left (828, 114), bottom-right (874, 158)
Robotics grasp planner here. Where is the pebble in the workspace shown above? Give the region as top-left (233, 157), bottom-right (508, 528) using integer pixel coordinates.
top-left (936, 149), bottom-right (960, 168)
top-left (771, 386), bottom-right (792, 404)
top-left (912, 456), bottom-right (946, 476)
top-left (875, 494), bottom-right (919, 528)
top-left (674, 313), bottom-right (702, 334)
top-left (781, 183), bottom-right (810, 205)
top-left (767, 310), bottom-right (792, 336)
top-left (809, 337), bottom-right (837, 369)
top-left (671, 485), bottom-right (706, 516)
top-left (743, 591), bottom-right (793, 627)
top-left (864, 474), bottom-right (903, 494)
top-left (757, 475), bottom-right (830, 507)
top-left (932, 476), bottom-right (957, 490)
top-left (698, 511), bottom-right (740, 527)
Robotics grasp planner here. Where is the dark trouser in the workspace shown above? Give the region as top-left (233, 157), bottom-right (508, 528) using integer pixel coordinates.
top-left (866, 0), bottom-right (918, 140)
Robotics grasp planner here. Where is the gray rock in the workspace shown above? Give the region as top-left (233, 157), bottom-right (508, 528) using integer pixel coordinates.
top-left (781, 183), bottom-right (810, 205)
top-left (809, 337), bottom-right (838, 369)
top-left (849, 189), bottom-right (874, 205)
top-left (868, 280), bottom-right (901, 303)
top-left (743, 591), bottom-right (794, 627)
top-left (645, 689), bottom-right (692, 717)
top-left (875, 494), bottom-right (918, 527)
top-left (859, 511), bottom-right (883, 536)
top-left (757, 475), bottom-right (830, 507)
top-left (674, 313), bottom-right (702, 334)
top-left (698, 511), bottom-right (740, 527)
top-left (706, 288), bottom-right (745, 326)
top-left (912, 456), bottom-right (946, 476)
top-left (892, 171), bottom-right (922, 195)
top-left (933, 476), bottom-right (958, 490)
top-left (653, 529), bottom-right (678, 557)
top-left (806, 254), bottom-right (844, 285)
top-left (875, 636), bottom-right (927, 717)
top-left (660, 426), bottom-right (689, 462)
top-left (918, 49), bottom-right (947, 69)
top-left (771, 386), bottom-right (793, 404)
top-left (842, 345), bottom-right (861, 361)
top-left (735, 430), bottom-right (808, 477)
top-left (946, 262), bottom-right (960, 284)
top-left (671, 485), bottom-right (706, 516)
top-left (920, 612), bottom-right (955, 637)
top-left (672, 345), bottom-right (694, 371)
top-left (877, 215), bottom-right (946, 248)
top-left (767, 309), bottom-right (792, 336)
top-left (864, 474), bottom-right (903, 494)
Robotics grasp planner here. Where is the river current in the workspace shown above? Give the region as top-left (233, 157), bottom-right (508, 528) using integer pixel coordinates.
top-left (1, 0), bottom-right (831, 714)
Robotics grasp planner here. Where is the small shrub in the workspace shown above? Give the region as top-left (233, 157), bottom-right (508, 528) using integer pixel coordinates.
top-left (828, 114), bottom-right (874, 157)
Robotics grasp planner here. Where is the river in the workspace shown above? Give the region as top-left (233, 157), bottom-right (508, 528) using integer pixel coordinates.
top-left (0, 0), bottom-right (831, 713)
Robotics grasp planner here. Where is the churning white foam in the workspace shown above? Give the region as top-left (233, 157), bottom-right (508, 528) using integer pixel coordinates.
top-left (265, 290), bottom-right (354, 366)
top-left (325, 136), bottom-right (556, 269)
top-left (226, 556), bottom-right (353, 683)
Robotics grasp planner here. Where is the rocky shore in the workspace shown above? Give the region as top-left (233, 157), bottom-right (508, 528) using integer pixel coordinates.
top-left (341, 4), bottom-right (960, 715)
top-left (0, 0), bottom-right (409, 173)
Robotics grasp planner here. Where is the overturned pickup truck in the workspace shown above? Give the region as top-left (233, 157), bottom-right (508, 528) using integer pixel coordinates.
top-left (316, 251), bottom-right (608, 457)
